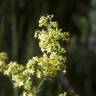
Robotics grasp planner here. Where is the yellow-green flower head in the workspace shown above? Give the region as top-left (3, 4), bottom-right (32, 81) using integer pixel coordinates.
top-left (39, 16), bottom-right (48, 27)
top-left (0, 52), bottom-right (8, 62)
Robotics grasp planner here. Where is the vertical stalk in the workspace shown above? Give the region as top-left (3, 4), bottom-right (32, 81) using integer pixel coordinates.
top-left (11, 0), bottom-right (18, 60)
top-left (0, 16), bottom-right (5, 50)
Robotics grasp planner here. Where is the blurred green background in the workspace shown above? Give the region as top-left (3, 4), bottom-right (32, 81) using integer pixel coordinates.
top-left (0, 0), bottom-right (96, 96)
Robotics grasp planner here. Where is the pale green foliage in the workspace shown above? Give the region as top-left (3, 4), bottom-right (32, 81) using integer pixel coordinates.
top-left (0, 15), bottom-right (69, 96)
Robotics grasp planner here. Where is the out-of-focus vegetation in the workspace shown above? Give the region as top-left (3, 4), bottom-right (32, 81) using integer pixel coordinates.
top-left (0, 0), bottom-right (96, 96)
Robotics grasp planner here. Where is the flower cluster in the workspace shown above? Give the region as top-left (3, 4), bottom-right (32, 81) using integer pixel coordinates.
top-left (0, 55), bottom-right (36, 96)
top-left (34, 15), bottom-right (69, 78)
top-left (0, 15), bottom-right (69, 96)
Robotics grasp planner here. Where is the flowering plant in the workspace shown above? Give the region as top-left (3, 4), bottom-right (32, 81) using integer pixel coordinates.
top-left (0, 15), bottom-right (69, 96)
